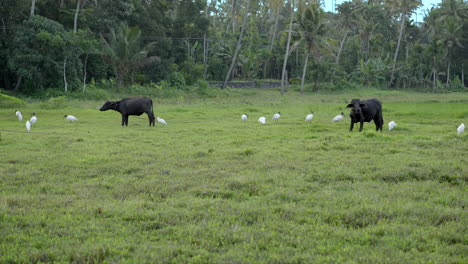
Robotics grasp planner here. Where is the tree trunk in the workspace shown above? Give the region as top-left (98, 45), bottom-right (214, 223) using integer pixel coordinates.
top-left (31, 0), bottom-right (36, 16)
top-left (462, 63), bottom-right (465, 86)
top-left (83, 53), bottom-right (88, 93)
top-left (64, 57), bottom-right (68, 92)
top-left (281, 5), bottom-right (294, 95)
top-left (203, 5), bottom-right (209, 80)
top-left (269, 7), bottom-right (280, 51)
top-left (73, 0), bottom-right (81, 33)
top-left (203, 33), bottom-right (208, 80)
top-left (231, 0), bottom-right (237, 34)
top-left (446, 54), bottom-right (451, 88)
top-left (222, 0), bottom-right (251, 89)
top-left (1, 17), bottom-right (6, 34)
top-left (300, 50), bottom-right (309, 94)
top-left (331, 31), bottom-right (348, 84)
top-left (14, 76), bottom-right (22, 91)
top-left (265, 7), bottom-right (280, 79)
top-left (389, 13), bottom-right (405, 88)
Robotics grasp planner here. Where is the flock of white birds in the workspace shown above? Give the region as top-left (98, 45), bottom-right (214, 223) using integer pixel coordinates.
top-left (13, 109), bottom-right (465, 135)
top-left (16, 110), bottom-right (77, 132)
top-left (243, 111), bottom-right (465, 135)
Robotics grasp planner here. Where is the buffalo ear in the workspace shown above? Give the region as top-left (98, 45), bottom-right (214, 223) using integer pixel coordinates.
top-left (346, 104), bottom-right (353, 108)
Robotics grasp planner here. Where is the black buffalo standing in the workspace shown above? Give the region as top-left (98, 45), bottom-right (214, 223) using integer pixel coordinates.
top-left (346, 98), bottom-right (383, 132)
top-left (100, 97), bottom-right (155, 126)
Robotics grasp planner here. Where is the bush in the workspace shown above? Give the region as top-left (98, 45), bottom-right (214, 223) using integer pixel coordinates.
top-left (40, 96), bottom-right (68, 109)
top-left (449, 76), bottom-right (466, 92)
top-left (168, 72), bottom-right (187, 90)
top-left (194, 79), bottom-right (209, 95)
top-left (0, 93), bottom-right (27, 108)
top-left (289, 77), bottom-right (301, 85)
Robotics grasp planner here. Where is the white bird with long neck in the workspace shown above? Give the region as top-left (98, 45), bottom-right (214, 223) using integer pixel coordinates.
top-left (305, 112), bottom-right (314, 122)
top-left (388, 121), bottom-right (397, 131)
top-left (64, 115), bottom-right (79, 121)
top-left (332, 112), bottom-right (344, 122)
top-left (30, 113), bottom-right (37, 125)
top-left (15, 110), bottom-right (23, 121)
top-left (26, 120), bottom-right (31, 132)
top-left (157, 117), bottom-right (167, 125)
top-left (241, 114), bottom-right (247, 122)
top-left (458, 123), bottom-right (465, 135)
top-left (258, 116), bottom-right (266, 125)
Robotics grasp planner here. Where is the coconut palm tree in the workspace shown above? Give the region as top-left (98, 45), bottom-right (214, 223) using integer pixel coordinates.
top-left (385, 0), bottom-right (422, 88)
top-left (101, 24), bottom-right (159, 87)
top-left (296, 2), bottom-right (325, 94)
top-left (437, 17), bottom-right (463, 88)
top-left (222, 0), bottom-right (251, 89)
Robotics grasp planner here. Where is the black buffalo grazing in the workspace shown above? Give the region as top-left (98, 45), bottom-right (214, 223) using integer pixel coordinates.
top-left (346, 98), bottom-right (383, 132)
top-left (100, 97), bottom-right (155, 126)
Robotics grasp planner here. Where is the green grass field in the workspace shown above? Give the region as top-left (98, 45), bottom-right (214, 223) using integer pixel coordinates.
top-left (1, 89), bottom-right (467, 263)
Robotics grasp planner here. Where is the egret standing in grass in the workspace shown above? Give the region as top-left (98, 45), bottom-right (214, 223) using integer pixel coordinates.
top-left (64, 115), bottom-right (79, 122)
top-left (458, 123), bottom-right (465, 135)
top-left (388, 121), bottom-right (397, 131)
top-left (15, 110), bottom-right (22, 121)
top-left (157, 117), bottom-right (168, 125)
top-left (25, 120), bottom-right (31, 132)
top-left (332, 112), bottom-right (344, 122)
top-left (258, 116), bottom-right (266, 125)
top-left (272, 112), bottom-right (281, 122)
top-left (242, 114), bottom-right (248, 122)
top-left (305, 112), bottom-right (314, 122)
top-left (30, 113), bottom-right (37, 125)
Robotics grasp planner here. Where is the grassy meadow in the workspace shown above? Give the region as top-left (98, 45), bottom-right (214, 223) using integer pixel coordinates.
top-left (0, 88), bottom-right (467, 263)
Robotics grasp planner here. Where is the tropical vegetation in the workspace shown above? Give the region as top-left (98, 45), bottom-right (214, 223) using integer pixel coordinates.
top-left (0, 0), bottom-right (466, 96)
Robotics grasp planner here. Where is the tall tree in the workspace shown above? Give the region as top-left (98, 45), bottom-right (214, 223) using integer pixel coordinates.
top-left (73, 0), bottom-right (82, 33)
top-left (222, 0), bottom-right (251, 89)
top-left (386, 0), bottom-right (422, 87)
top-left (281, 0), bottom-right (294, 95)
top-left (101, 24), bottom-right (159, 87)
top-left (297, 2), bottom-right (325, 94)
top-left (437, 17), bottom-right (463, 88)
top-left (31, 0), bottom-right (36, 16)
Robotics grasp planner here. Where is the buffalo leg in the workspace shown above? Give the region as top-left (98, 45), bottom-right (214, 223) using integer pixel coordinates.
top-left (124, 115), bottom-right (129, 126)
top-left (349, 121), bottom-right (355, 132)
top-left (121, 115), bottom-right (126, 126)
top-left (147, 111), bottom-right (155, 126)
top-left (359, 121), bottom-right (364, 132)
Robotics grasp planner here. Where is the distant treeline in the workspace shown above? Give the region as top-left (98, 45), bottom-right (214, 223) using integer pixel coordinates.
top-left (0, 0), bottom-right (466, 95)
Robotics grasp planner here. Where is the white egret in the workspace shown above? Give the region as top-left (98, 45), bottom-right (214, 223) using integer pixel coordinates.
top-left (64, 115), bottom-right (79, 121)
top-left (272, 112), bottom-right (281, 122)
top-left (15, 110), bottom-right (22, 121)
top-left (157, 117), bottom-right (168, 125)
top-left (241, 114), bottom-right (248, 122)
top-left (30, 113), bottom-right (37, 125)
top-left (305, 112), bottom-right (314, 122)
top-left (26, 120), bottom-right (31, 132)
top-left (332, 112), bottom-right (344, 122)
top-left (388, 121), bottom-right (397, 131)
top-left (458, 123), bottom-right (465, 135)
top-left (258, 116), bottom-right (266, 124)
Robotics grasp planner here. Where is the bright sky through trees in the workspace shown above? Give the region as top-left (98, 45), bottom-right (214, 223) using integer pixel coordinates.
top-left (322, 0), bottom-right (442, 23)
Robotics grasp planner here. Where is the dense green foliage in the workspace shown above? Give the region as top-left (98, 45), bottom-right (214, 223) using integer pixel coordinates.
top-left (0, 0), bottom-right (467, 95)
top-left (0, 93), bottom-right (26, 108)
top-left (0, 89), bottom-right (467, 262)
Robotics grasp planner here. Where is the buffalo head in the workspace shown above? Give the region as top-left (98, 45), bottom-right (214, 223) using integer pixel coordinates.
top-left (99, 101), bottom-right (118, 111)
top-left (346, 99), bottom-right (366, 117)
